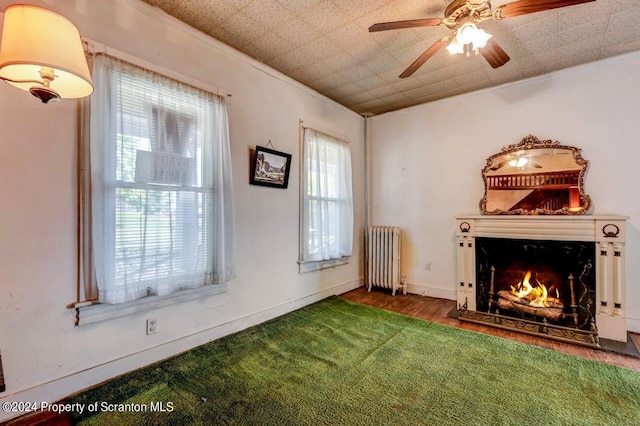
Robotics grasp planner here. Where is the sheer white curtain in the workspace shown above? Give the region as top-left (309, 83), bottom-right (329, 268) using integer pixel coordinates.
top-left (88, 54), bottom-right (235, 304)
top-left (302, 128), bottom-right (353, 262)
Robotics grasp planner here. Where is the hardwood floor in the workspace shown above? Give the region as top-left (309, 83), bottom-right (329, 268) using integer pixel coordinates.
top-left (340, 286), bottom-right (640, 372)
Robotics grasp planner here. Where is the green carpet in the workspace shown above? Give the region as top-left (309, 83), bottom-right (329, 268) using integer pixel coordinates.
top-left (67, 297), bottom-right (640, 425)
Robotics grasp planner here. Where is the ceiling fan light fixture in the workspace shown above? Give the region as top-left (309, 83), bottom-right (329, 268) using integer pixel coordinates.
top-left (508, 157), bottom-right (528, 168)
top-left (448, 23), bottom-right (493, 55)
top-left (456, 23), bottom-right (478, 45)
top-left (446, 38), bottom-right (465, 55)
top-left (471, 27), bottom-right (492, 49)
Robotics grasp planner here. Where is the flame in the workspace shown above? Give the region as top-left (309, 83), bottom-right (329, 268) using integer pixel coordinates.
top-left (510, 271), bottom-right (551, 308)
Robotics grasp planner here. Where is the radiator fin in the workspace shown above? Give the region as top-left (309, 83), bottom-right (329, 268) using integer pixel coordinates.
top-left (367, 226), bottom-right (402, 295)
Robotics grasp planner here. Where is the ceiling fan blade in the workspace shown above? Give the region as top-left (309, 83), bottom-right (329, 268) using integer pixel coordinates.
top-left (480, 38), bottom-right (511, 69)
top-left (399, 39), bottom-right (448, 78)
top-left (369, 18), bottom-right (442, 32)
top-left (497, 0), bottom-right (595, 19)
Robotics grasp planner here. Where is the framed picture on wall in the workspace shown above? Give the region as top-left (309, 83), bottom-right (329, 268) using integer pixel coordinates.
top-left (250, 145), bottom-right (292, 189)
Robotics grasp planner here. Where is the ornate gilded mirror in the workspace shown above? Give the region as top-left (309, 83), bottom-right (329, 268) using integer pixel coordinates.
top-left (480, 135), bottom-right (591, 215)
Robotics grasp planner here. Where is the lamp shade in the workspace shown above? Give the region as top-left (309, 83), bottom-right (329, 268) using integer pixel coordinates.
top-left (446, 38), bottom-right (464, 55)
top-left (471, 28), bottom-right (492, 49)
top-left (457, 23), bottom-right (478, 46)
top-left (0, 5), bottom-right (93, 99)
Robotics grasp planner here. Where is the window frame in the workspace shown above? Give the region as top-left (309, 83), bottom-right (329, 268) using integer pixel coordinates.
top-left (298, 124), bottom-right (353, 273)
top-left (72, 44), bottom-right (234, 325)
top-left (100, 58), bottom-right (219, 304)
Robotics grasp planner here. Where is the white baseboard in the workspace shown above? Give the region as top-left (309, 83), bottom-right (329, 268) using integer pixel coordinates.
top-left (626, 316), bottom-right (640, 334)
top-left (405, 283), bottom-right (456, 301)
top-left (0, 278), bottom-right (362, 422)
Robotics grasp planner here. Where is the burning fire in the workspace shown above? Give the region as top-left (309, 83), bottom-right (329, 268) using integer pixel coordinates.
top-left (510, 271), bottom-right (558, 308)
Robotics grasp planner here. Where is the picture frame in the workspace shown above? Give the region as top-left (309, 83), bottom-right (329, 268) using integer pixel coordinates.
top-left (249, 145), bottom-right (292, 189)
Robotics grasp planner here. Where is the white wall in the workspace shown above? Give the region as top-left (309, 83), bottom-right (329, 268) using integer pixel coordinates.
top-left (368, 51), bottom-right (640, 330)
top-left (0, 0), bottom-right (364, 419)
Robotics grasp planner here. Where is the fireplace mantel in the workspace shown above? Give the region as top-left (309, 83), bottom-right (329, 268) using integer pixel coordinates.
top-left (455, 214), bottom-right (629, 342)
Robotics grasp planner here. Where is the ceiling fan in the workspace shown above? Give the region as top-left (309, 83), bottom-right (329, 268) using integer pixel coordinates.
top-left (489, 158), bottom-right (542, 171)
top-left (369, 0), bottom-right (596, 78)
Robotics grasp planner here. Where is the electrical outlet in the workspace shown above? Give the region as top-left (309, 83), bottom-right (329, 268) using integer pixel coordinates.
top-left (146, 318), bottom-right (158, 335)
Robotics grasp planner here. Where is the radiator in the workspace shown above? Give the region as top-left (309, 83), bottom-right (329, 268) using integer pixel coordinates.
top-left (367, 226), bottom-right (404, 295)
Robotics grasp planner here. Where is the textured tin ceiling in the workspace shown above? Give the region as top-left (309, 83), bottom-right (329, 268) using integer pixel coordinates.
top-left (140, 0), bottom-right (640, 115)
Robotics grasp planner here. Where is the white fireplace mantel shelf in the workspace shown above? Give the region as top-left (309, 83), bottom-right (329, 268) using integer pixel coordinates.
top-left (456, 214), bottom-right (629, 242)
top-left (455, 214), bottom-right (629, 342)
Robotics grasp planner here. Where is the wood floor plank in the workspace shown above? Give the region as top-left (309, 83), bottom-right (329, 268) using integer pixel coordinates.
top-left (340, 287), bottom-right (640, 372)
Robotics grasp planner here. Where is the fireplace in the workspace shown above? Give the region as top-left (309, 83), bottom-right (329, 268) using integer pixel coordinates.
top-left (478, 237), bottom-right (596, 330)
top-left (455, 215), bottom-right (628, 346)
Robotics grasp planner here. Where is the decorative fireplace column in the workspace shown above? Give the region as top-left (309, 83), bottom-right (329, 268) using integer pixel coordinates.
top-left (455, 215), bottom-right (629, 343)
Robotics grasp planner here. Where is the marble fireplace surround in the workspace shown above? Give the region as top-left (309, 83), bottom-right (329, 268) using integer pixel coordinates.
top-left (455, 215), bottom-right (628, 343)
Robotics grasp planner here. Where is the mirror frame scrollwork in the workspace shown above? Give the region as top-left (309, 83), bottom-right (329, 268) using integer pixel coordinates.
top-left (480, 135), bottom-right (591, 215)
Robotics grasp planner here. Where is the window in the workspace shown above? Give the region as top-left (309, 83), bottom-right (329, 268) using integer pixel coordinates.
top-left (84, 54), bottom-right (235, 305)
top-left (300, 128), bottom-right (353, 270)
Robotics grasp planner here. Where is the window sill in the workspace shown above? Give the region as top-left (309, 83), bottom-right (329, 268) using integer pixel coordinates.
top-left (298, 257), bottom-right (350, 274)
top-left (75, 284), bottom-right (227, 326)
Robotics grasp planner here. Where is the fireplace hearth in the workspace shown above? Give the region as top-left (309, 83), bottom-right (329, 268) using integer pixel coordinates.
top-left (455, 215), bottom-right (628, 345)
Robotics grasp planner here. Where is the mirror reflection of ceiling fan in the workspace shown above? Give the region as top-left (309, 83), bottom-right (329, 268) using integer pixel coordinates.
top-left (489, 150), bottom-right (572, 171)
top-left (369, 0), bottom-right (596, 78)
top-left (490, 158), bottom-right (542, 171)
